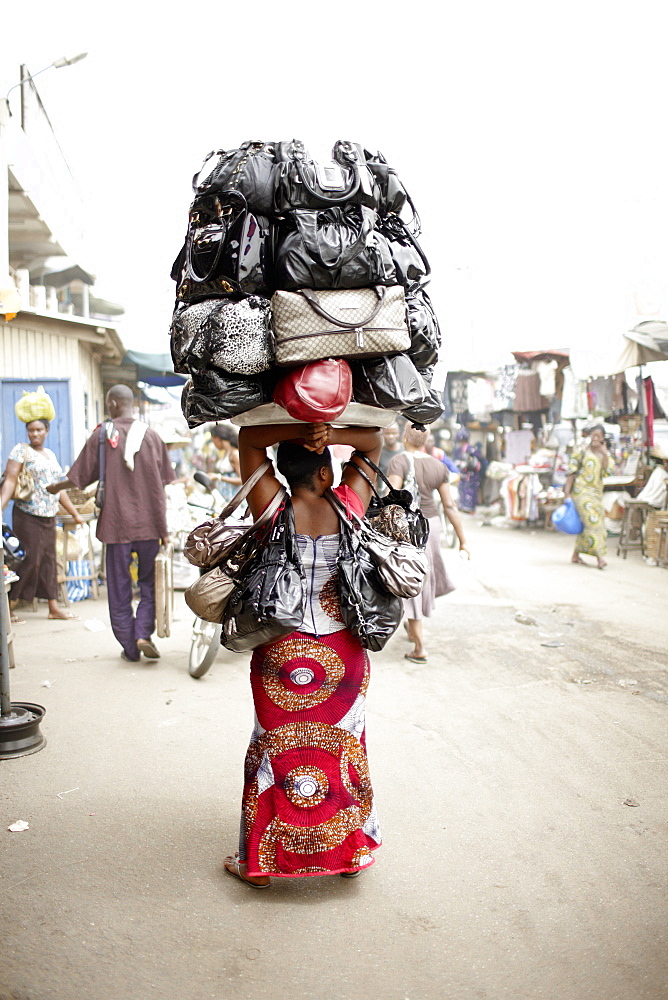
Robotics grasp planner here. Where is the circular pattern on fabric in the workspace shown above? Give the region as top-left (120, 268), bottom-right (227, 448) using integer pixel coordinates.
top-left (262, 637), bottom-right (345, 712)
top-left (290, 667), bottom-right (315, 686)
top-left (284, 766), bottom-right (329, 808)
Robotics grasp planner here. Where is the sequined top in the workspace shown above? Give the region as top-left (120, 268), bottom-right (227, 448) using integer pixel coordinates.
top-left (295, 532), bottom-right (345, 636)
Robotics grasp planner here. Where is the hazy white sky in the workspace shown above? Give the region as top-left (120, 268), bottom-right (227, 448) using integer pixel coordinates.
top-left (5, 0), bottom-right (668, 369)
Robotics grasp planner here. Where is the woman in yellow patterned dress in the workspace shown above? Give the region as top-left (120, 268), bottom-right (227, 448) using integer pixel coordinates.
top-left (564, 425), bottom-right (611, 569)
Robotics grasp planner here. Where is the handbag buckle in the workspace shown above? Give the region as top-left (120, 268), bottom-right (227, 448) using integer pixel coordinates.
top-left (355, 327), bottom-right (365, 348)
top-left (315, 162), bottom-right (346, 191)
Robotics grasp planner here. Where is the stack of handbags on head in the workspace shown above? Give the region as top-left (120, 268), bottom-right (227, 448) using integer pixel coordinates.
top-left (170, 138), bottom-right (444, 428)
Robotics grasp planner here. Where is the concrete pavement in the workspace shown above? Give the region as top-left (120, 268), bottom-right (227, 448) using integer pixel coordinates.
top-left (1, 519), bottom-right (666, 1000)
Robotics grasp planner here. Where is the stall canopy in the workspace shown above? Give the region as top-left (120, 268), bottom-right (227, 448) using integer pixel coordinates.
top-left (613, 323), bottom-right (668, 372)
top-left (122, 350), bottom-right (187, 387)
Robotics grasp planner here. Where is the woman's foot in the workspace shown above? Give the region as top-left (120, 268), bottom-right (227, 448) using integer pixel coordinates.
top-left (597, 559), bottom-right (607, 570)
top-left (10, 614), bottom-right (26, 625)
top-left (224, 854), bottom-right (270, 889)
top-left (47, 611), bottom-right (80, 620)
top-left (571, 555), bottom-right (584, 564)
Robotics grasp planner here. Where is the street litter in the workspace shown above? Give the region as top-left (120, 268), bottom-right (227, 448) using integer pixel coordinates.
top-left (618, 678), bottom-right (638, 687)
top-left (515, 612), bottom-right (537, 626)
top-left (56, 787), bottom-right (79, 799)
top-left (541, 640), bottom-right (565, 647)
top-left (8, 820), bottom-right (29, 832)
top-left (83, 619), bottom-right (106, 632)
top-left (623, 798), bottom-right (640, 807)
top-left (41, 680), bottom-right (52, 688)
top-left (157, 717), bottom-right (179, 727)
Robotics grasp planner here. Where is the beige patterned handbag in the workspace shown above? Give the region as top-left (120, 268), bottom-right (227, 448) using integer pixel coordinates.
top-left (271, 285), bottom-right (409, 366)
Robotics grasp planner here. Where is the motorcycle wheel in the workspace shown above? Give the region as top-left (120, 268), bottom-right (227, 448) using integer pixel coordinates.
top-left (189, 618), bottom-right (222, 678)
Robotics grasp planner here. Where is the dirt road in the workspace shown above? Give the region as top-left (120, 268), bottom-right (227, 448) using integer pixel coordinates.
top-left (1, 519), bottom-right (666, 1000)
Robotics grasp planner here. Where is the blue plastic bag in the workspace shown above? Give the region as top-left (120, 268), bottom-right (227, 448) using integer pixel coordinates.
top-left (552, 498), bottom-right (583, 535)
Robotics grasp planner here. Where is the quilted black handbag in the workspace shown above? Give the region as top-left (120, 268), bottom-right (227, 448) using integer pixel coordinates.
top-left (221, 499), bottom-right (305, 653)
top-left (273, 206), bottom-right (396, 290)
top-left (274, 139), bottom-right (378, 212)
top-left (193, 140), bottom-right (277, 216)
top-left (171, 191), bottom-right (271, 301)
top-left (325, 493), bottom-right (403, 652)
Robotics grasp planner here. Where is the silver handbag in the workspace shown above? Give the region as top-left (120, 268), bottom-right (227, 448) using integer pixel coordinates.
top-left (184, 564), bottom-right (237, 623)
top-left (326, 489), bottom-right (428, 598)
top-left (270, 285), bottom-right (409, 366)
top-left (171, 295), bottom-right (273, 375)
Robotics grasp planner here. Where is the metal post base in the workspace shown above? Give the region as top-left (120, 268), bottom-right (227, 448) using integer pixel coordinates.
top-left (0, 702), bottom-right (47, 759)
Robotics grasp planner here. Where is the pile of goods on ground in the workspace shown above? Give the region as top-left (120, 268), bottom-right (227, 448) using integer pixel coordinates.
top-left (169, 139), bottom-right (444, 428)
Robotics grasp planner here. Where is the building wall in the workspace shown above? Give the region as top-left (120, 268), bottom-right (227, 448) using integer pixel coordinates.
top-left (0, 311), bottom-right (120, 455)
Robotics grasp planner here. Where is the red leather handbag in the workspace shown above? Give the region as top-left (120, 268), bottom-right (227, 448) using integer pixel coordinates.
top-left (273, 358), bottom-right (353, 421)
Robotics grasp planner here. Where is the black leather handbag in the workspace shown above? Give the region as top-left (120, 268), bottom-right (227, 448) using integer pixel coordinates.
top-left (193, 141), bottom-right (277, 216)
top-left (351, 354), bottom-right (432, 412)
top-left (363, 149), bottom-right (420, 230)
top-left (326, 494), bottom-right (403, 652)
top-left (274, 139), bottom-right (377, 212)
top-left (181, 367), bottom-right (276, 427)
top-left (221, 499), bottom-right (305, 653)
top-left (273, 206), bottom-right (396, 290)
top-left (171, 191), bottom-right (271, 301)
top-left (379, 215), bottom-right (431, 292)
top-left (406, 287), bottom-right (441, 367)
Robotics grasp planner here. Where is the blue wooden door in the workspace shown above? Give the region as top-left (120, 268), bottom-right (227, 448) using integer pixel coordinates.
top-left (1, 378), bottom-right (73, 473)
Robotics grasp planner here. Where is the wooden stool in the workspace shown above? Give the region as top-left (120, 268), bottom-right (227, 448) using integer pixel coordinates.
top-left (616, 500), bottom-right (650, 558)
top-left (655, 512), bottom-right (668, 568)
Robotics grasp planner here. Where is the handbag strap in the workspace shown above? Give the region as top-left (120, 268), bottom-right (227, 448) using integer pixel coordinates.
top-left (297, 286), bottom-right (386, 329)
top-left (324, 488), bottom-right (357, 535)
top-left (350, 450), bottom-right (394, 493)
top-left (218, 458), bottom-right (273, 520)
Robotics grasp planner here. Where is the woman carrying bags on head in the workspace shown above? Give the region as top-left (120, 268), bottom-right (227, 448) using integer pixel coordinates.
top-left (1, 417), bottom-right (83, 623)
top-left (224, 421), bottom-right (384, 889)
